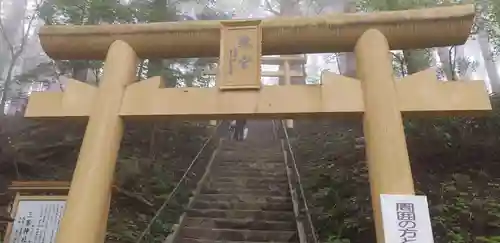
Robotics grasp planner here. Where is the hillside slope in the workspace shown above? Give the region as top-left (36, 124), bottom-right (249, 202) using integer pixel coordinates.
top-left (0, 117), bottom-right (216, 243)
top-left (292, 96), bottom-right (500, 243)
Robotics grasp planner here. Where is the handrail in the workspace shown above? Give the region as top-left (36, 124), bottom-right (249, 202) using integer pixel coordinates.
top-left (272, 119), bottom-right (278, 140)
top-left (135, 122), bottom-right (221, 243)
top-left (279, 120), bottom-right (319, 243)
top-left (280, 133), bottom-right (306, 243)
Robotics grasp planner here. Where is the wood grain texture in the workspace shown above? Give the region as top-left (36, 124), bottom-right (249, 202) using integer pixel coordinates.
top-left (39, 4), bottom-right (474, 59)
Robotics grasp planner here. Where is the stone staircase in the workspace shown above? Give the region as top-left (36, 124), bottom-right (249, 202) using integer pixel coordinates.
top-left (174, 121), bottom-right (298, 243)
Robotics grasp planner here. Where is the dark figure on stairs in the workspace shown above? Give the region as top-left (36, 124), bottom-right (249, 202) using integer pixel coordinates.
top-left (234, 120), bottom-right (247, 141)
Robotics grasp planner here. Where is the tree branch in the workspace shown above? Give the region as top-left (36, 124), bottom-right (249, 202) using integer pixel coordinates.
top-left (113, 186), bottom-right (154, 207)
top-left (309, 0), bottom-right (325, 15)
top-left (315, 5), bottom-right (326, 15)
top-left (392, 52), bottom-right (404, 65)
top-left (0, 0), bottom-right (42, 59)
top-left (16, 5), bottom-right (39, 57)
top-left (392, 52), bottom-right (406, 77)
top-left (0, 14), bottom-right (15, 56)
top-left (449, 45), bottom-right (457, 81)
top-left (0, 0), bottom-right (44, 113)
top-left (263, 0), bottom-right (281, 16)
top-left (50, 61), bottom-right (65, 91)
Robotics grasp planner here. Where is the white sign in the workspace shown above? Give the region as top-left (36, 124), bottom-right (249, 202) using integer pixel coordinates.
top-left (8, 199), bottom-right (66, 243)
top-left (380, 194), bottom-right (434, 243)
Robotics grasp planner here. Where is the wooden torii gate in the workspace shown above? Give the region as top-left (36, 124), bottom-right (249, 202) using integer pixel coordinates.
top-left (204, 54), bottom-right (307, 128)
top-left (25, 4), bottom-right (491, 243)
top-left (203, 55), bottom-right (307, 84)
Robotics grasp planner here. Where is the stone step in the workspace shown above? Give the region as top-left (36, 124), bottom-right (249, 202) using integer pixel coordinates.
top-left (214, 166), bottom-right (286, 174)
top-left (192, 200), bottom-right (293, 211)
top-left (218, 150), bottom-right (280, 155)
top-left (186, 209), bottom-right (295, 222)
top-left (177, 238), bottom-right (297, 243)
top-left (206, 182), bottom-right (289, 191)
top-left (216, 157), bottom-right (284, 163)
top-left (214, 166), bottom-right (285, 172)
top-left (221, 142), bottom-right (281, 149)
top-left (215, 162), bottom-right (285, 170)
top-left (213, 170), bottom-right (287, 177)
top-left (197, 194), bottom-right (292, 204)
top-left (217, 152), bottom-right (284, 159)
top-left (217, 159), bottom-right (284, 165)
top-left (220, 146), bottom-right (282, 151)
top-left (219, 153), bottom-right (282, 158)
top-left (201, 187), bottom-right (289, 196)
top-left (213, 169), bottom-right (286, 176)
top-left (179, 227), bottom-right (297, 242)
top-left (220, 143), bottom-right (280, 147)
top-left (224, 142), bottom-right (280, 146)
top-left (210, 176), bottom-right (289, 184)
top-left (183, 217), bottom-right (296, 231)
top-left (218, 150), bottom-right (283, 156)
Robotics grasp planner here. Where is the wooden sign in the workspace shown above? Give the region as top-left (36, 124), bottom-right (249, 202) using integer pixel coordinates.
top-left (4, 195), bottom-right (66, 243)
top-left (219, 20), bottom-right (262, 90)
top-left (380, 194), bottom-right (434, 243)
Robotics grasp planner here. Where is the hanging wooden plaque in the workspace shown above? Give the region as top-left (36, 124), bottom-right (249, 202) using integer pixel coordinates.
top-left (219, 20), bottom-right (262, 90)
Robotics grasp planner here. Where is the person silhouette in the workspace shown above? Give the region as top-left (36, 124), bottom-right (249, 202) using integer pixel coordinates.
top-left (234, 120), bottom-right (247, 141)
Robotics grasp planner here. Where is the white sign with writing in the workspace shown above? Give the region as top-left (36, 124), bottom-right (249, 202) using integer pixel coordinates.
top-left (8, 200), bottom-right (66, 243)
top-left (380, 194), bottom-right (434, 243)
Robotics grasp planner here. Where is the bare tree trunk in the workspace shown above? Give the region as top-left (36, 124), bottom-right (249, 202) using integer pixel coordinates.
top-left (72, 63), bottom-right (89, 81)
top-left (0, 0), bottom-right (24, 82)
top-left (478, 32), bottom-right (500, 93)
top-left (477, 0), bottom-right (500, 93)
top-left (436, 0), bottom-right (458, 81)
top-left (438, 44), bottom-right (472, 81)
top-left (278, 0), bottom-right (305, 85)
top-left (147, 0), bottom-right (180, 87)
top-left (403, 49), bottom-right (431, 75)
top-left (437, 47), bottom-right (454, 80)
top-left (0, 0), bottom-right (33, 114)
top-left (137, 60), bottom-right (145, 79)
top-left (338, 0), bottom-right (357, 78)
top-left (0, 62), bottom-right (16, 115)
top-left (479, 33), bottom-right (500, 92)
top-left (0, 0), bottom-right (27, 78)
top-left (455, 45), bottom-right (472, 80)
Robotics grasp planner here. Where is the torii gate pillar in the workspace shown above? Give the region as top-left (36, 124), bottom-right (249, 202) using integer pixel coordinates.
top-left (55, 41), bottom-right (138, 243)
top-left (356, 29), bottom-right (415, 243)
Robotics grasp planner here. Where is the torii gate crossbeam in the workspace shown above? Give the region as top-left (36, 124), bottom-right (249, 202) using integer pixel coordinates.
top-left (39, 5), bottom-right (473, 60)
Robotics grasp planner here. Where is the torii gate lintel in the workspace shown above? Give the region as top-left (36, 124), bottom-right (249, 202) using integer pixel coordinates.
top-left (25, 69), bottom-right (490, 120)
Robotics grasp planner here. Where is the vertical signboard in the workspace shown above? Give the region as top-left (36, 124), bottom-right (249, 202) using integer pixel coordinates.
top-left (380, 194), bottom-right (434, 243)
top-left (219, 20), bottom-right (262, 90)
top-left (5, 196), bottom-right (66, 243)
